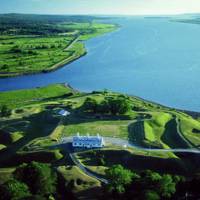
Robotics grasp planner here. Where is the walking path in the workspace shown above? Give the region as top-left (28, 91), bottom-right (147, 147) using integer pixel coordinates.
top-left (69, 153), bottom-right (108, 184)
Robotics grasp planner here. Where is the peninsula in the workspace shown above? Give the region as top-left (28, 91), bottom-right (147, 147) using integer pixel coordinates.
top-left (0, 14), bottom-right (117, 77)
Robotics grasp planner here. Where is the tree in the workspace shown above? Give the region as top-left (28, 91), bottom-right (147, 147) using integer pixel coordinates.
top-left (158, 175), bottom-right (176, 198)
top-left (0, 105), bottom-right (11, 117)
top-left (107, 97), bottom-right (130, 115)
top-left (97, 100), bottom-right (110, 114)
top-left (0, 179), bottom-right (30, 200)
top-left (14, 162), bottom-right (57, 196)
top-left (105, 164), bottom-right (136, 194)
top-left (82, 97), bottom-right (98, 113)
top-left (141, 171), bottom-right (176, 199)
top-left (142, 170), bottom-right (162, 188)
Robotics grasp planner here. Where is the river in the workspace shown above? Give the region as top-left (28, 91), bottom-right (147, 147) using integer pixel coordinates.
top-left (1, 17), bottom-right (200, 111)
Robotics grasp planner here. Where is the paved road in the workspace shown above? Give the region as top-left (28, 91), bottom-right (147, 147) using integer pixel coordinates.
top-left (64, 36), bottom-right (80, 51)
top-left (69, 153), bottom-right (108, 184)
top-left (60, 137), bottom-right (200, 154)
top-left (56, 136), bottom-right (200, 184)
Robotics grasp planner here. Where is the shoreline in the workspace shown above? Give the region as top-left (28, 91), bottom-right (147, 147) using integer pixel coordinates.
top-left (0, 41), bottom-right (87, 78)
top-left (129, 93), bottom-right (200, 119)
top-left (0, 52), bottom-right (87, 78)
top-left (1, 82), bottom-right (200, 119)
top-left (0, 25), bottom-right (118, 78)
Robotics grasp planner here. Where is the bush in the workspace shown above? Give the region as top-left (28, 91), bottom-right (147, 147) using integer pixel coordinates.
top-left (76, 178), bottom-right (83, 185)
top-left (0, 105), bottom-right (11, 117)
top-left (11, 45), bottom-right (22, 53)
top-left (105, 164), bottom-right (135, 194)
top-left (0, 179), bottom-right (31, 200)
top-left (82, 97), bottom-right (98, 113)
top-left (0, 64), bottom-right (8, 70)
top-left (15, 109), bottom-right (24, 114)
top-left (107, 97), bottom-right (130, 115)
top-left (14, 161), bottom-right (57, 196)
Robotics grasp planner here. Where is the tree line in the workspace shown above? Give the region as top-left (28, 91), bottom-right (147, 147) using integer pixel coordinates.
top-left (1, 162), bottom-right (200, 199)
top-left (0, 161), bottom-right (75, 200)
top-left (103, 164), bottom-right (200, 200)
top-left (0, 14), bottom-right (101, 36)
top-left (82, 96), bottom-right (131, 115)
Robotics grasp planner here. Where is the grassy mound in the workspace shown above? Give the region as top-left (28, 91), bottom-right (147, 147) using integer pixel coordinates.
top-left (7, 150), bottom-right (63, 166)
top-left (57, 165), bottom-right (101, 199)
top-left (0, 129), bottom-right (23, 145)
top-left (76, 148), bottom-right (188, 175)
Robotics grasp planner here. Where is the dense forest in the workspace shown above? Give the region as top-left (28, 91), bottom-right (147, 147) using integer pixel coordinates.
top-left (0, 14), bottom-right (105, 35)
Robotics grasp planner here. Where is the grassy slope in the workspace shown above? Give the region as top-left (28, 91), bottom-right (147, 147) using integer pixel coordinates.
top-left (179, 116), bottom-right (200, 147)
top-left (0, 83), bottom-right (73, 108)
top-left (76, 148), bottom-right (188, 175)
top-left (57, 165), bottom-right (102, 199)
top-left (0, 84), bottom-right (74, 166)
top-left (0, 22), bottom-right (117, 77)
top-left (2, 85), bottom-right (200, 151)
top-left (1, 85), bottom-right (200, 171)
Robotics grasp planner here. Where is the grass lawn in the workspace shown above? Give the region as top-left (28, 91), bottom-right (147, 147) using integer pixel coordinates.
top-left (179, 116), bottom-right (200, 147)
top-left (63, 119), bottom-right (131, 139)
top-left (75, 147), bottom-right (188, 176)
top-left (57, 165), bottom-right (102, 199)
top-left (1, 84), bottom-right (200, 171)
top-left (0, 83), bottom-right (73, 108)
top-left (0, 168), bottom-right (15, 184)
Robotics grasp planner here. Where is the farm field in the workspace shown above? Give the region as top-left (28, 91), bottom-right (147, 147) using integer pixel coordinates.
top-left (0, 21), bottom-right (117, 77)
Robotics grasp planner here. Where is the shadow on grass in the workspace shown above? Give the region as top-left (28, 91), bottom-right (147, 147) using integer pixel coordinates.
top-left (157, 118), bottom-right (200, 172)
top-left (41, 92), bottom-right (74, 102)
top-left (76, 186), bottom-right (103, 200)
top-left (0, 110), bottom-right (60, 166)
top-left (161, 118), bottom-right (189, 149)
top-left (128, 121), bottom-right (146, 147)
top-left (62, 110), bottom-right (133, 127)
top-left (77, 149), bottom-right (190, 176)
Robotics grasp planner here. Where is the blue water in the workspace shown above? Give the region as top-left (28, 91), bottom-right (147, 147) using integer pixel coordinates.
top-left (1, 17), bottom-right (200, 111)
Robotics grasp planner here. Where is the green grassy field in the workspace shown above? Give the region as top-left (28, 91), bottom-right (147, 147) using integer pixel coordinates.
top-left (57, 165), bottom-right (102, 199)
top-left (0, 22), bottom-right (117, 77)
top-left (63, 119), bottom-right (131, 139)
top-left (0, 83), bottom-right (74, 108)
top-left (1, 84), bottom-right (200, 177)
top-left (75, 148), bottom-right (188, 175)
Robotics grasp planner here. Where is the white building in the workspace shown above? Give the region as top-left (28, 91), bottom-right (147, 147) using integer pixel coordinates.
top-left (58, 109), bottom-right (70, 116)
top-left (72, 133), bottom-right (105, 148)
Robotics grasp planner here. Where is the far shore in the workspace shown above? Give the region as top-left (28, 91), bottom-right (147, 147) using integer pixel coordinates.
top-left (0, 24), bottom-right (118, 78)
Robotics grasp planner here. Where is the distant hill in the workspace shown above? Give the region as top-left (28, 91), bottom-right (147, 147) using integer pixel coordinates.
top-left (0, 13), bottom-right (102, 35)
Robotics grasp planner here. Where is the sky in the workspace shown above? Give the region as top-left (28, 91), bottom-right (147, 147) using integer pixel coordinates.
top-left (1, 0), bottom-right (200, 15)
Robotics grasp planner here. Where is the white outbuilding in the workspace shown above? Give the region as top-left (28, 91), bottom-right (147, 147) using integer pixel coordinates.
top-left (72, 133), bottom-right (105, 148)
top-left (58, 109), bottom-right (70, 116)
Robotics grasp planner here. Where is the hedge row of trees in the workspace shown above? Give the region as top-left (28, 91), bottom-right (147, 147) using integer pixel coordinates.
top-left (82, 96), bottom-right (130, 115)
top-left (104, 164), bottom-right (200, 200)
